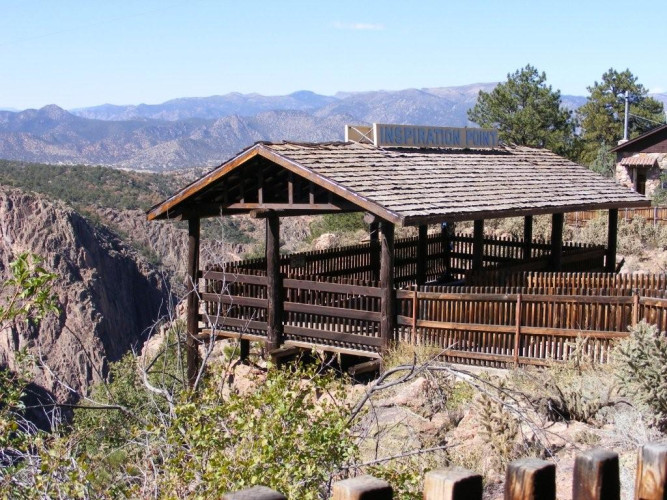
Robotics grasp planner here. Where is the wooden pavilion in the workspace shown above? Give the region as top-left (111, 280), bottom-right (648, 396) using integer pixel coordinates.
top-left (147, 125), bottom-right (649, 383)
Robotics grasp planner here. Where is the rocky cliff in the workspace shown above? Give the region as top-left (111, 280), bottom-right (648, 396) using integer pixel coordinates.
top-left (0, 186), bottom-right (170, 405)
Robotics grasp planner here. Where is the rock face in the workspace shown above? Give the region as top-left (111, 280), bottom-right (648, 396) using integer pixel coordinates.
top-left (0, 187), bottom-right (170, 403)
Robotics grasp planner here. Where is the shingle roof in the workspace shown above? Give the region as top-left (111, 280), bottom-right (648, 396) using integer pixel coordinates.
top-left (620, 153), bottom-right (662, 167)
top-left (148, 141), bottom-right (649, 225)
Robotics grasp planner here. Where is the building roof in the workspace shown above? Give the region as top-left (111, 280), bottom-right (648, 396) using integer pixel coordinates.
top-left (620, 153), bottom-right (662, 168)
top-left (148, 141), bottom-right (649, 226)
top-left (611, 124), bottom-right (667, 153)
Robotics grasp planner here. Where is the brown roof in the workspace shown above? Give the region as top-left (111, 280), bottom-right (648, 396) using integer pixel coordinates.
top-left (611, 124), bottom-right (667, 153)
top-left (148, 141), bottom-right (649, 226)
top-left (620, 153), bottom-right (662, 167)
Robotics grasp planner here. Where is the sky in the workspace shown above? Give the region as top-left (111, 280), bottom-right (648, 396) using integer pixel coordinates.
top-left (1, 0), bottom-right (666, 110)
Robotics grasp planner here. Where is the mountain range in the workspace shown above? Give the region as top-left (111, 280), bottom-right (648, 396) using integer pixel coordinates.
top-left (1, 84), bottom-right (665, 171)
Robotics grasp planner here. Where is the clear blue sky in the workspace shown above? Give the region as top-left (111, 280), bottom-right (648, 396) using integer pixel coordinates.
top-left (1, 0), bottom-right (665, 110)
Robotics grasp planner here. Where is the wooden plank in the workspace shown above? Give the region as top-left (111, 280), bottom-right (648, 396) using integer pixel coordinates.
top-left (203, 316), bottom-right (268, 332)
top-left (348, 359), bottom-right (383, 377)
top-left (200, 293), bottom-right (268, 308)
top-left (284, 301), bottom-right (381, 322)
top-left (222, 486), bottom-right (286, 500)
top-left (202, 270), bottom-right (268, 285)
top-left (424, 468), bottom-right (482, 500)
top-left (551, 213), bottom-right (564, 271)
top-left (332, 476), bottom-right (392, 500)
top-left (605, 208), bottom-right (618, 272)
top-left (505, 458), bottom-right (556, 500)
top-left (284, 340), bottom-right (381, 358)
top-left (283, 324), bottom-right (384, 347)
top-left (472, 220), bottom-right (484, 272)
top-left (417, 224), bottom-right (428, 286)
top-left (186, 217), bottom-right (201, 387)
top-left (283, 278), bottom-right (382, 297)
top-left (266, 212), bottom-right (283, 351)
top-left (197, 330), bottom-right (267, 343)
top-left (572, 449), bottom-right (619, 500)
top-left (635, 443), bottom-right (667, 500)
top-left (380, 220), bottom-right (396, 350)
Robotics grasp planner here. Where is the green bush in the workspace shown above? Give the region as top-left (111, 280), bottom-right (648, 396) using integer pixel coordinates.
top-left (615, 321), bottom-right (667, 430)
top-left (309, 213), bottom-right (366, 241)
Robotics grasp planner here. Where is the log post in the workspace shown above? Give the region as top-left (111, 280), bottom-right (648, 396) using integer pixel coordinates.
top-left (572, 448), bottom-right (620, 500)
top-left (417, 224), bottom-right (428, 286)
top-left (186, 217), bottom-right (201, 388)
top-left (523, 215), bottom-right (534, 261)
top-left (550, 213), bottom-right (564, 272)
top-left (505, 458), bottom-right (556, 500)
top-left (606, 208), bottom-right (618, 272)
top-left (380, 220), bottom-right (395, 350)
top-left (424, 468), bottom-right (482, 500)
top-left (222, 486), bottom-right (286, 500)
top-left (266, 212), bottom-right (283, 353)
top-left (514, 293), bottom-right (522, 366)
top-left (635, 443), bottom-right (667, 500)
top-left (370, 220), bottom-right (380, 283)
top-left (332, 475), bottom-right (392, 500)
top-left (472, 219), bottom-right (484, 273)
top-left (442, 222), bottom-right (452, 280)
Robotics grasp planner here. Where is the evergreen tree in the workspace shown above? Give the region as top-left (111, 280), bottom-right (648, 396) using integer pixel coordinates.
top-left (578, 68), bottom-right (664, 164)
top-left (467, 64), bottom-right (577, 158)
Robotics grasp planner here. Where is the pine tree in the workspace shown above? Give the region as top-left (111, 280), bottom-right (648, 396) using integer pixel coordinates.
top-left (578, 68), bottom-right (664, 164)
top-left (467, 64), bottom-right (577, 158)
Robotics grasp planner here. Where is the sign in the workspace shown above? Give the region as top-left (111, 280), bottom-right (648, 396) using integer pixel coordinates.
top-left (344, 124), bottom-right (499, 149)
top-left (374, 123), bottom-right (499, 148)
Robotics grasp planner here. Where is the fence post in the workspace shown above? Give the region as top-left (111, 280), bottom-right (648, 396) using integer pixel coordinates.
top-left (505, 458), bottom-right (556, 500)
top-left (412, 288), bottom-right (418, 345)
top-left (222, 486), bottom-right (286, 500)
top-left (632, 292), bottom-right (640, 327)
top-left (514, 293), bottom-right (522, 366)
top-left (423, 468), bottom-right (482, 500)
top-left (332, 475), bottom-right (392, 500)
top-left (572, 448), bottom-right (619, 500)
top-left (635, 443), bottom-right (667, 500)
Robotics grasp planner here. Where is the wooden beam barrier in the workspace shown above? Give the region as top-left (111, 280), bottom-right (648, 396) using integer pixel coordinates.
top-left (186, 217), bottom-right (201, 388)
top-left (572, 448), bottom-right (620, 500)
top-left (222, 486), bottom-right (286, 500)
top-left (417, 224), bottom-right (428, 286)
top-left (380, 220), bottom-right (396, 350)
top-left (332, 476), bottom-right (393, 500)
top-left (523, 215), bottom-right (533, 260)
top-left (606, 208), bottom-right (618, 272)
top-left (635, 443), bottom-right (667, 500)
top-left (424, 468), bottom-right (482, 500)
top-left (472, 219), bottom-right (484, 272)
top-left (550, 213), bottom-right (564, 271)
top-left (505, 458), bottom-right (556, 500)
top-left (266, 212), bottom-right (283, 353)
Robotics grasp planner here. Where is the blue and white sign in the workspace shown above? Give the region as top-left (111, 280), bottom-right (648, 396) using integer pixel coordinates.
top-left (372, 123), bottom-right (499, 149)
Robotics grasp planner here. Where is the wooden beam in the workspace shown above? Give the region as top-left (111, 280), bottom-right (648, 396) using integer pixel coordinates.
top-left (550, 213), bottom-right (564, 271)
top-left (424, 468), bottom-right (482, 500)
top-left (442, 222), bottom-right (452, 280)
top-left (472, 219), bottom-right (484, 272)
top-left (505, 458), bottom-right (556, 500)
top-left (572, 449), bottom-right (619, 500)
top-left (635, 443), bottom-right (667, 500)
top-left (186, 217), bottom-right (201, 388)
top-left (523, 215), bottom-right (533, 260)
top-left (332, 476), bottom-right (392, 500)
top-left (606, 208), bottom-right (618, 272)
top-left (222, 486), bottom-right (286, 500)
top-left (417, 225), bottom-right (428, 286)
top-left (266, 212), bottom-right (283, 353)
top-left (370, 221), bottom-right (380, 282)
top-left (380, 220), bottom-right (395, 350)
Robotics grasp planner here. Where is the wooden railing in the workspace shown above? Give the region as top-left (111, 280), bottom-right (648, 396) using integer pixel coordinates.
top-left (566, 206), bottom-right (667, 227)
top-left (222, 442), bottom-right (667, 500)
top-left (227, 233), bottom-right (605, 286)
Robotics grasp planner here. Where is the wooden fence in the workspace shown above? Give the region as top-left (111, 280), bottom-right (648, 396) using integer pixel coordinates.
top-left (200, 269), bottom-right (667, 366)
top-left (223, 442), bottom-right (667, 500)
top-left (566, 206), bottom-right (667, 227)
top-left (226, 233), bottom-right (605, 286)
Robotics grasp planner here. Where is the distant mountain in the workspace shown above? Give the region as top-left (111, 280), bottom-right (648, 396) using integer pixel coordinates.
top-left (1, 84), bottom-right (664, 171)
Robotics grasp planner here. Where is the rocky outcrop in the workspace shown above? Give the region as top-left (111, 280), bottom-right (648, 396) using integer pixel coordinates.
top-left (0, 187), bottom-right (170, 404)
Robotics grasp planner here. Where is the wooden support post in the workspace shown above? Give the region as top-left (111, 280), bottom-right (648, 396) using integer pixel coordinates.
top-left (380, 220), bottom-right (395, 350)
top-left (572, 448), bottom-right (620, 500)
top-left (635, 443), bottom-right (667, 500)
top-left (417, 224), bottom-right (428, 286)
top-left (266, 212), bottom-right (283, 353)
top-left (550, 213), bottom-right (564, 272)
top-left (632, 292), bottom-right (640, 326)
top-left (442, 222), bottom-right (452, 280)
top-left (606, 208), bottom-right (618, 272)
top-left (332, 475), bottom-right (393, 500)
top-left (239, 338), bottom-right (250, 362)
top-left (423, 468), bottom-right (482, 500)
top-left (472, 219), bottom-right (484, 273)
top-left (514, 293), bottom-right (522, 366)
top-left (411, 289), bottom-right (418, 345)
top-left (222, 486), bottom-right (286, 500)
top-left (523, 215), bottom-right (534, 260)
top-left (186, 217), bottom-right (201, 388)
top-left (504, 458), bottom-right (556, 500)
top-left (370, 220), bottom-right (380, 283)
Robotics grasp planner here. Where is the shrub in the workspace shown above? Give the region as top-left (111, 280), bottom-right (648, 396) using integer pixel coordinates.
top-left (309, 213), bottom-right (366, 241)
top-left (615, 321), bottom-right (667, 430)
